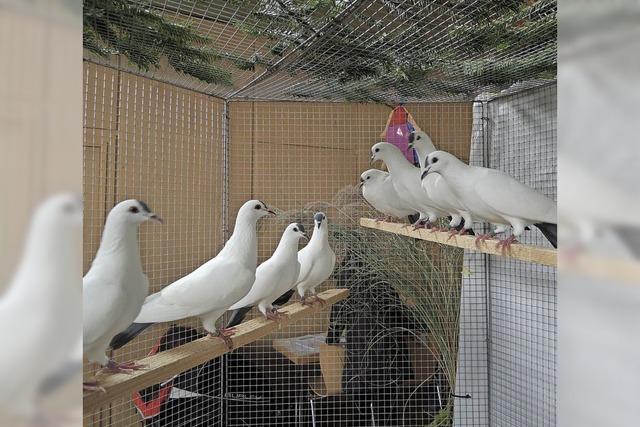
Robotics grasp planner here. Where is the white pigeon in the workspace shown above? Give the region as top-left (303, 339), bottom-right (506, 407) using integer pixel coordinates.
top-left (83, 199), bottom-right (162, 386)
top-left (408, 130), bottom-right (473, 234)
top-left (133, 200), bottom-right (274, 349)
top-left (423, 150), bottom-right (558, 249)
top-left (0, 194), bottom-right (82, 421)
top-left (359, 169), bottom-right (417, 221)
top-left (229, 223), bottom-right (307, 320)
top-left (370, 142), bottom-right (447, 227)
top-left (295, 213), bottom-right (336, 305)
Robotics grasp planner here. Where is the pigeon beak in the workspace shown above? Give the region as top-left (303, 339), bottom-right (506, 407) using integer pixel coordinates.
top-left (369, 155), bottom-right (375, 165)
top-left (149, 213), bottom-right (163, 224)
top-left (266, 209), bottom-right (276, 216)
top-left (301, 232), bottom-right (309, 240)
top-left (420, 169), bottom-right (429, 180)
top-left (408, 132), bottom-right (415, 144)
top-left (316, 221), bottom-right (322, 229)
top-left (358, 178), bottom-right (364, 188)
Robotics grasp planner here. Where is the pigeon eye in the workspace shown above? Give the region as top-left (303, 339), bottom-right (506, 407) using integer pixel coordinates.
top-left (293, 227), bottom-right (298, 232)
top-left (417, 136), bottom-right (421, 140)
top-left (129, 206), bottom-right (139, 213)
top-left (367, 176), bottom-right (370, 180)
top-left (374, 148), bottom-right (380, 153)
top-left (254, 204), bottom-right (261, 210)
top-left (431, 157), bottom-right (439, 164)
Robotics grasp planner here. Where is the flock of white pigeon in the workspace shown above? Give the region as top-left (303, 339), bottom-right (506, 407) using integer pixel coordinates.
top-left (82, 129), bottom-right (556, 393)
top-left (361, 130), bottom-right (558, 250)
top-left (83, 200), bottom-right (336, 391)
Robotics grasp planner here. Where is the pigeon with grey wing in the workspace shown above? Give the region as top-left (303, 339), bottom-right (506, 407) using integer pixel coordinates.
top-left (229, 223), bottom-right (307, 320)
top-left (83, 199), bottom-right (162, 390)
top-left (370, 142), bottom-right (448, 228)
top-left (295, 213), bottom-right (336, 305)
top-left (0, 194), bottom-right (82, 421)
top-left (422, 150), bottom-right (557, 249)
top-left (360, 169), bottom-right (418, 221)
top-left (110, 200), bottom-right (275, 351)
top-left (408, 130), bottom-right (473, 235)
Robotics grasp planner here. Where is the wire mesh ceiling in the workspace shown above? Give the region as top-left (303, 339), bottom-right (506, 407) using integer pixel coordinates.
top-left (84, 0), bottom-right (557, 102)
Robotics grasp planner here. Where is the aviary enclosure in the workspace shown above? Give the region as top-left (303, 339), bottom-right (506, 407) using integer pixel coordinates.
top-left (83, 0), bottom-right (557, 426)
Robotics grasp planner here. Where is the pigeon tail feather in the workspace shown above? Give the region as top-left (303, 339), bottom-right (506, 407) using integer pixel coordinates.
top-left (534, 222), bottom-right (557, 248)
top-left (226, 290), bottom-right (294, 328)
top-left (109, 323), bottom-right (153, 350)
top-left (225, 307), bottom-right (252, 328)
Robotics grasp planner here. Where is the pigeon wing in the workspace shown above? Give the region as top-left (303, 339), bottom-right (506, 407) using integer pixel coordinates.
top-left (295, 247), bottom-right (313, 286)
top-left (228, 260), bottom-right (279, 310)
top-left (83, 275), bottom-right (126, 347)
top-left (474, 169), bottom-right (557, 224)
top-left (135, 258), bottom-right (254, 322)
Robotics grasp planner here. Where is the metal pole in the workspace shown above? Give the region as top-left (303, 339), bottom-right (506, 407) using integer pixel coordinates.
top-left (481, 101), bottom-right (493, 427)
top-left (221, 100), bottom-right (230, 242)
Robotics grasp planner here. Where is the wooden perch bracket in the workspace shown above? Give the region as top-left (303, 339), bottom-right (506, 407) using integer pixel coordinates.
top-left (84, 288), bottom-right (349, 412)
top-left (360, 218), bottom-right (557, 267)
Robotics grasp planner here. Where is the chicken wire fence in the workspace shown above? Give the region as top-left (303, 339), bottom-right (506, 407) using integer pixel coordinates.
top-left (83, 56), bottom-right (556, 426)
top-left (83, 1), bottom-right (556, 425)
top-left (84, 0), bottom-right (556, 103)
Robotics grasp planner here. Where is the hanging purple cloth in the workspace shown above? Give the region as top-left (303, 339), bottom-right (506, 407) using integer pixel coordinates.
top-left (384, 105), bottom-right (417, 163)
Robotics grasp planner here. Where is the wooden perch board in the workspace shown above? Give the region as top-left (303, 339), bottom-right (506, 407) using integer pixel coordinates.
top-left (360, 218), bottom-right (557, 267)
top-left (565, 254), bottom-right (640, 285)
top-left (83, 288), bottom-right (349, 412)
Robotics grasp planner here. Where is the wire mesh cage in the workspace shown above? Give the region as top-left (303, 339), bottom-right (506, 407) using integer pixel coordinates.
top-left (83, 1), bottom-right (557, 426)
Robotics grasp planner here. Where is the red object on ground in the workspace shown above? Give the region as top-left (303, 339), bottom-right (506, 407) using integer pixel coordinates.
top-left (131, 338), bottom-right (173, 419)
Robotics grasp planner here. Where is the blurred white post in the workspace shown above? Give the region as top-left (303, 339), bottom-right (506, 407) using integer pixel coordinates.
top-left (0, 0), bottom-right (82, 286)
top-left (0, 1), bottom-right (82, 425)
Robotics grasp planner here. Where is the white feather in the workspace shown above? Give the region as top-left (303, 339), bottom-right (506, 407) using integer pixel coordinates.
top-left (361, 170), bottom-right (417, 219)
top-left (295, 214), bottom-right (336, 299)
top-left (425, 150), bottom-right (557, 236)
top-left (83, 200), bottom-right (156, 366)
top-left (411, 130), bottom-right (472, 228)
top-left (0, 194), bottom-right (82, 419)
top-left (230, 223), bottom-right (304, 316)
top-left (134, 200), bottom-right (272, 334)
top-left (371, 142), bottom-right (447, 223)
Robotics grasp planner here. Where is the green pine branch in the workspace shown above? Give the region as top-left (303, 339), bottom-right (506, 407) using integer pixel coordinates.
top-left (83, 0), bottom-right (233, 86)
top-left (449, 0), bottom-right (556, 54)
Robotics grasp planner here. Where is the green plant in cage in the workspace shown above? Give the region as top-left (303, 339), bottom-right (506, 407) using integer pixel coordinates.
top-left (231, 0), bottom-right (556, 102)
top-left (426, 404), bottom-right (453, 427)
top-left (332, 222), bottom-right (462, 425)
top-left (334, 223), bottom-right (463, 379)
top-left (283, 186), bottom-right (463, 425)
top-left (83, 0), bottom-right (234, 85)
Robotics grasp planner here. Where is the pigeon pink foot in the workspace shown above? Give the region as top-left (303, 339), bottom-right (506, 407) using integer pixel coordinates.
top-left (100, 359), bottom-right (147, 374)
top-left (495, 235), bottom-right (518, 254)
top-left (209, 327), bottom-right (236, 349)
top-left (83, 381), bottom-right (105, 392)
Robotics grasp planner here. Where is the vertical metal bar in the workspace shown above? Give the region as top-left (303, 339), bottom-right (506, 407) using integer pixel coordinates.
top-left (220, 99), bottom-right (231, 427)
top-left (481, 100), bottom-right (493, 427)
top-left (104, 55), bottom-right (123, 427)
top-left (108, 56), bottom-right (123, 212)
top-left (222, 100), bottom-right (230, 242)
